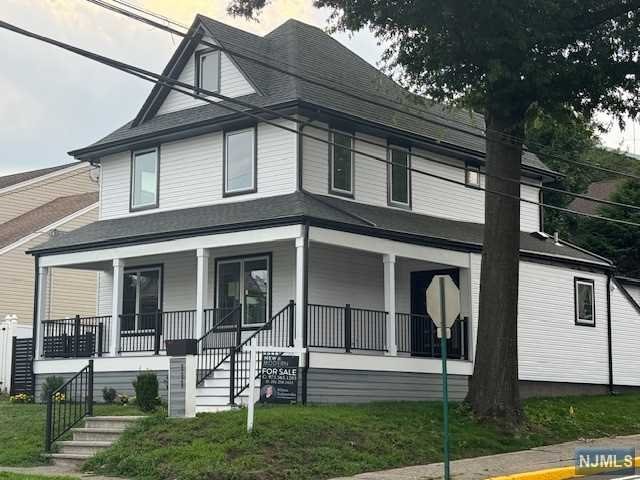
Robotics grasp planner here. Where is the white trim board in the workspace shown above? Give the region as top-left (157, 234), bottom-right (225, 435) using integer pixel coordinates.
top-left (0, 203), bottom-right (99, 256)
top-left (33, 355), bottom-right (169, 374)
top-left (39, 225), bottom-right (304, 267)
top-left (0, 163), bottom-right (90, 196)
top-left (309, 226), bottom-right (471, 268)
top-left (309, 351), bottom-right (474, 376)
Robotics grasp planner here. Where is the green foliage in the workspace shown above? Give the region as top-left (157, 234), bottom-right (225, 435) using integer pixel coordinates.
top-left (575, 180), bottom-right (640, 277)
top-left (84, 394), bottom-right (640, 480)
top-left (0, 399), bottom-right (144, 467)
top-left (40, 376), bottom-right (64, 403)
top-left (102, 387), bottom-right (117, 404)
top-left (133, 373), bottom-right (160, 412)
top-left (0, 473), bottom-right (78, 480)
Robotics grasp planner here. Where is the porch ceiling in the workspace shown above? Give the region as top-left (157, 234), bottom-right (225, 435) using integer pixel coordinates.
top-left (28, 190), bottom-right (611, 269)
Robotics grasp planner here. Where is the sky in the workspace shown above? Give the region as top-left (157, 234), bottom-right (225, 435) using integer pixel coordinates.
top-left (0, 0), bottom-right (638, 177)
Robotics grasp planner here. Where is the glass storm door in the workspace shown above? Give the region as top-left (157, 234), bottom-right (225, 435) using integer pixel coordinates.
top-left (217, 256), bottom-right (269, 327)
top-left (121, 267), bottom-right (161, 331)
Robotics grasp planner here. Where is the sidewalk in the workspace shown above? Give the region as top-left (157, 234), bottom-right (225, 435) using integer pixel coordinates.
top-left (332, 434), bottom-right (640, 480)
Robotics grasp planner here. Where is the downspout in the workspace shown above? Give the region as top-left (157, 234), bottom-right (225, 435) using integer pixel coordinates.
top-left (297, 122), bottom-right (304, 191)
top-left (606, 273), bottom-right (614, 394)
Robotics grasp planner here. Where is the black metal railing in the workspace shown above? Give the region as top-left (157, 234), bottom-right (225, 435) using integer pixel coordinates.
top-left (42, 316), bottom-right (111, 358)
top-left (196, 305), bottom-right (243, 385)
top-left (203, 307), bottom-right (238, 332)
top-left (45, 360), bottom-right (93, 452)
top-left (118, 310), bottom-right (196, 354)
top-left (307, 304), bottom-right (387, 352)
top-left (229, 301), bottom-right (295, 403)
top-left (396, 313), bottom-right (469, 359)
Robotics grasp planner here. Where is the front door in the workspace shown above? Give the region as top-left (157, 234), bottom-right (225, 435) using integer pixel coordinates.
top-left (410, 269), bottom-right (459, 357)
top-left (216, 255), bottom-right (270, 328)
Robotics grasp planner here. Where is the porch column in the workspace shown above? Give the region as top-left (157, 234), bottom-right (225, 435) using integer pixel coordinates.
top-left (383, 254), bottom-right (397, 356)
top-left (195, 248), bottom-right (210, 338)
top-left (110, 258), bottom-right (124, 357)
top-left (34, 266), bottom-right (49, 361)
top-left (294, 236), bottom-right (305, 348)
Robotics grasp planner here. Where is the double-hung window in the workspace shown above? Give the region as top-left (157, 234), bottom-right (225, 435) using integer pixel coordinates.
top-left (224, 127), bottom-right (256, 196)
top-left (574, 278), bottom-right (595, 326)
top-left (196, 48), bottom-right (221, 94)
top-left (131, 148), bottom-right (159, 211)
top-left (388, 145), bottom-right (410, 207)
top-left (330, 130), bottom-right (354, 196)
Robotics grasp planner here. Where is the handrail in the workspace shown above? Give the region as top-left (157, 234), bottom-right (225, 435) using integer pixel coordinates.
top-left (195, 305), bottom-right (242, 385)
top-left (45, 360), bottom-right (94, 452)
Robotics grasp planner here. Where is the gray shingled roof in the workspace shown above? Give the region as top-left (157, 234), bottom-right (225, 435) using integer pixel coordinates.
top-left (71, 17), bottom-right (552, 175)
top-left (29, 191), bottom-right (609, 267)
top-left (0, 162), bottom-right (79, 191)
top-left (0, 192), bottom-right (98, 250)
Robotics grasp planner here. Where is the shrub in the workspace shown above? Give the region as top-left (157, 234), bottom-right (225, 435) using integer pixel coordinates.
top-left (41, 376), bottom-right (65, 403)
top-left (102, 387), bottom-right (117, 404)
top-left (118, 394), bottom-right (129, 405)
top-left (9, 393), bottom-right (33, 403)
top-left (133, 372), bottom-right (159, 412)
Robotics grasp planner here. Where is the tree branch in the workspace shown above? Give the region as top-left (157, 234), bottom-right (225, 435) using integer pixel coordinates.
top-left (573, 0), bottom-right (640, 30)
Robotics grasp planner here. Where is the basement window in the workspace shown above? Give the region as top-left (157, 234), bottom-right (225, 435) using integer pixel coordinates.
top-left (574, 278), bottom-right (595, 326)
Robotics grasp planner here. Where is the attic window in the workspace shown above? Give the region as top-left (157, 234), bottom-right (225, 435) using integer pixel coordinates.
top-left (196, 48), bottom-right (221, 94)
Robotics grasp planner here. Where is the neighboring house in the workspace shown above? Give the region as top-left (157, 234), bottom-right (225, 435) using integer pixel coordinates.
top-left (0, 163), bottom-right (99, 327)
top-left (568, 178), bottom-right (625, 215)
top-left (28, 16), bottom-right (640, 411)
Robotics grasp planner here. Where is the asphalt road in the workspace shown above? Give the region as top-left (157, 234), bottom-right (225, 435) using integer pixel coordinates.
top-left (577, 474), bottom-right (640, 480)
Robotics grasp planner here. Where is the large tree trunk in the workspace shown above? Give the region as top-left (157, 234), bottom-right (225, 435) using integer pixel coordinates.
top-left (466, 109), bottom-right (525, 424)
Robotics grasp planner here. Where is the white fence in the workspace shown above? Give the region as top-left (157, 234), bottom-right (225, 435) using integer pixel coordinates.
top-left (0, 316), bottom-right (31, 394)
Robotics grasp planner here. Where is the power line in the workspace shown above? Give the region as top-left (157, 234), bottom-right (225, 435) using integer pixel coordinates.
top-left (84, 0), bottom-right (640, 181)
top-left (1, 18), bottom-right (639, 229)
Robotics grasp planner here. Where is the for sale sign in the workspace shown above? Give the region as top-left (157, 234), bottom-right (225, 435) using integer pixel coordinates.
top-left (259, 354), bottom-right (299, 404)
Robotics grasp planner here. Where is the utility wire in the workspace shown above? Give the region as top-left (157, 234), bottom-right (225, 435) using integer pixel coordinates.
top-left (1, 18), bottom-right (639, 228)
top-left (84, 0), bottom-right (640, 181)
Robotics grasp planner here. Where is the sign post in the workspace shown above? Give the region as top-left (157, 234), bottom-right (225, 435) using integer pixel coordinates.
top-left (426, 275), bottom-right (460, 480)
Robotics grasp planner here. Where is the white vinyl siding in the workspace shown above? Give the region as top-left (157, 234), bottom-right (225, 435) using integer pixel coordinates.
top-left (98, 120), bottom-right (297, 220)
top-left (302, 123), bottom-right (542, 231)
top-left (157, 39), bottom-right (254, 116)
top-left (611, 283), bottom-right (640, 386)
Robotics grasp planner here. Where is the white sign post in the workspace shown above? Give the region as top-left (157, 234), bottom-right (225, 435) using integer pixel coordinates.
top-left (426, 275), bottom-right (460, 480)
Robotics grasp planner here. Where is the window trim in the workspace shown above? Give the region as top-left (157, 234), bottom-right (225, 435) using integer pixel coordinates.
top-left (129, 147), bottom-right (160, 212)
top-left (194, 48), bottom-right (221, 95)
top-left (465, 163), bottom-right (481, 188)
top-left (223, 126), bottom-right (258, 197)
top-left (214, 253), bottom-right (273, 329)
top-left (328, 129), bottom-right (355, 198)
top-left (387, 143), bottom-right (412, 209)
top-left (574, 277), bottom-right (596, 327)
top-left (121, 264), bottom-right (164, 333)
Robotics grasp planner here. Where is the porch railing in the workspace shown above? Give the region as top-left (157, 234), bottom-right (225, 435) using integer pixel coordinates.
top-left (45, 360), bottom-right (93, 452)
top-left (42, 316), bottom-right (111, 358)
top-left (307, 304), bottom-right (387, 352)
top-left (118, 310), bottom-right (196, 354)
top-left (396, 313), bottom-right (469, 360)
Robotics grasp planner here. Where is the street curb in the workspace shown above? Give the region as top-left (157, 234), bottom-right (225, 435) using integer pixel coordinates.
top-left (487, 456), bottom-right (640, 480)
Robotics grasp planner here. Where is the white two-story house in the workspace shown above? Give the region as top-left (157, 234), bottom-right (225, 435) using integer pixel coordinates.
top-left (29, 15), bottom-right (640, 412)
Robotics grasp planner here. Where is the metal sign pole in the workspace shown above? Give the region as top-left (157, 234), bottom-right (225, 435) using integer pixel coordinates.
top-left (439, 277), bottom-right (450, 480)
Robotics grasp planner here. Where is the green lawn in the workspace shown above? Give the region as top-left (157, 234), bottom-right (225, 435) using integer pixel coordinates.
top-left (0, 401), bottom-right (144, 467)
top-left (84, 394), bottom-right (640, 480)
top-left (0, 474), bottom-right (77, 480)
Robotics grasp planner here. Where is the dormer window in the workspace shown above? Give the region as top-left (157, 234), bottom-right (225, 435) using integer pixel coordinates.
top-left (130, 148), bottom-right (159, 211)
top-left (196, 48), bottom-right (221, 94)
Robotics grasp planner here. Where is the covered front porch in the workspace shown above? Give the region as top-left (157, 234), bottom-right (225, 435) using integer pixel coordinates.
top-left (33, 225), bottom-right (474, 366)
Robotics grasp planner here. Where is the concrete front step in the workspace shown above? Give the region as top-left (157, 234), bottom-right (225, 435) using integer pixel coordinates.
top-left (70, 427), bottom-right (124, 442)
top-left (57, 440), bottom-right (113, 456)
top-left (84, 416), bottom-right (145, 430)
top-left (43, 453), bottom-right (93, 469)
